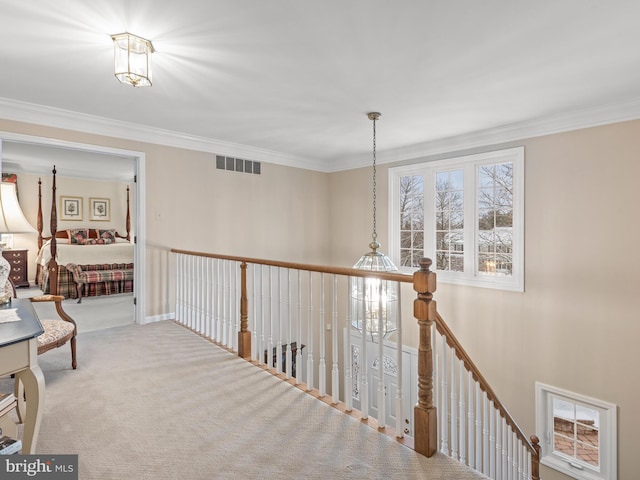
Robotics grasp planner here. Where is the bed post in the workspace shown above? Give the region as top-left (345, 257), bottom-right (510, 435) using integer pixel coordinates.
top-left (48, 166), bottom-right (59, 296)
top-left (126, 185), bottom-right (131, 241)
top-left (37, 178), bottom-right (43, 250)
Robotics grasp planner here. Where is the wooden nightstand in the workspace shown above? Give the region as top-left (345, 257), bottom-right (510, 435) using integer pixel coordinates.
top-left (2, 249), bottom-right (29, 288)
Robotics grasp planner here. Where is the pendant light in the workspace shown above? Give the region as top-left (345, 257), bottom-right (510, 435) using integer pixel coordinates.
top-left (351, 112), bottom-right (398, 340)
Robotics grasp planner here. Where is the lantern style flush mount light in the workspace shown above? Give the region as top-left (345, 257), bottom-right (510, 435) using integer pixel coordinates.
top-left (111, 32), bottom-right (154, 87)
top-left (351, 112), bottom-right (399, 340)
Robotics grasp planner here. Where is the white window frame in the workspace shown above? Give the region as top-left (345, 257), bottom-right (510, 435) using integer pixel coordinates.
top-left (389, 146), bottom-right (524, 291)
top-left (535, 382), bottom-right (617, 480)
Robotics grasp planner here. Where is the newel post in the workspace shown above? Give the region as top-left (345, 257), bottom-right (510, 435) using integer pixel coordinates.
top-left (413, 257), bottom-right (438, 457)
top-left (238, 261), bottom-right (252, 359)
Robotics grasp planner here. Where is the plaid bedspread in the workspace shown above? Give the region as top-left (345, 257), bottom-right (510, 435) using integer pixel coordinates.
top-left (37, 263), bottom-right (134, 299)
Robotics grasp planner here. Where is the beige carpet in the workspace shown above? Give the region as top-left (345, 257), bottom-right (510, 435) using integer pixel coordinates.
top-left (12, 321), bottom-right (488, 479)
top-left (17, 287), bottom-right (134, 333)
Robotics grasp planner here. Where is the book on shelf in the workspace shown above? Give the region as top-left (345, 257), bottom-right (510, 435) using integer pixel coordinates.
top-left (0, 435), bottom-right (21, 455)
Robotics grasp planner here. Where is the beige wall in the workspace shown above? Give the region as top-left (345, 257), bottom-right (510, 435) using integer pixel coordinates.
top-left (0, 119), bottom-right (331, 317)
top-left (2, 117), bottom-right (638, 478)
top-left (329, 120), bottom-right (640, 480)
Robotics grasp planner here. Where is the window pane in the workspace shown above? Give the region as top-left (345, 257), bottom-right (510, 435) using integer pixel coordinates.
top-left (401, 231), bottom-right (412, 248)
top-left (399, 175), bottom-right (424, 269)
top-left (436, 169), bottom-right (464, 272)
top-left (577, 444), bottom-right (599, 467)
top-left (413, 231), bottom-right (424, 249)
top-left (477, 162), bottom-right (513, 277)
top-left (554, 433), bottom-right (575, 458)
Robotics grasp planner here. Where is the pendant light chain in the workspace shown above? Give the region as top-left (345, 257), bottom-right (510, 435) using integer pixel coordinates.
top-left (372, 115), bottom-right (377, 243)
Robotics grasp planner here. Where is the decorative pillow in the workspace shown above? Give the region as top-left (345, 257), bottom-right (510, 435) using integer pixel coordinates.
top-left (80, 238), bottom-right (97, 245)
top-left (69, 229), bottom-right (90, 245)
top-left (96, 229), bottom-right (116, 243)
top-left (95, 238), bottom-right (113, 245)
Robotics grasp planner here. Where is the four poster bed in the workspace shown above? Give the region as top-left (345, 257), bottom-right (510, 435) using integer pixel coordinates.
top-left (35, 168), bottom-right (134, 301)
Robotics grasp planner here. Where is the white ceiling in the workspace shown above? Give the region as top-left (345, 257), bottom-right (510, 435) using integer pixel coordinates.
top-left (1, 0), bottom-right (640, 179)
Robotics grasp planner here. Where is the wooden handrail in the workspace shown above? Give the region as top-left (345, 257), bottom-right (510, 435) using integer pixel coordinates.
top-left (170, 248), bottom-right (413, 283)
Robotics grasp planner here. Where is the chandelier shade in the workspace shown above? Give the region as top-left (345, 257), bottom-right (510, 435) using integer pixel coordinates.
top-left (0, 182), bottom-right (36, 303)
top-left (112, 32), bottom-right (154, 87)
top-left (351, 112), bottom-right (399, 340)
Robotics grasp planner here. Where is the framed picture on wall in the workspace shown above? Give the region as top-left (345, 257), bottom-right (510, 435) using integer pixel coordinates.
top-left (89, 197), bottom-right (110, 221)
top-left (60, 196), bottom-right (83, 221)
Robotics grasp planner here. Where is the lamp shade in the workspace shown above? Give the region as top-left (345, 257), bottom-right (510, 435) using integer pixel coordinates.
top-left (112, 32), bottom-right (154, 87)
top-left (0, 182), bottom-right (35, 302)
top-left (0, 182), bottom-right (36, 234)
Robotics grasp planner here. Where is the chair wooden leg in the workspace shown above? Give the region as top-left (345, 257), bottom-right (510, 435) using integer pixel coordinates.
top-left (70, 336), bottom-right (77, 370)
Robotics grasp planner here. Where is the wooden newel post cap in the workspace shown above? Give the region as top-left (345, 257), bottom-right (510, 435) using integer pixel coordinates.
top-left (413, 257), bottom-right (436, 294)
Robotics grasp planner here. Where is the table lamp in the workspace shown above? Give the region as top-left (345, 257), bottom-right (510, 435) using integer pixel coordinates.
top-left (0, 182), bottom-right (37, 303)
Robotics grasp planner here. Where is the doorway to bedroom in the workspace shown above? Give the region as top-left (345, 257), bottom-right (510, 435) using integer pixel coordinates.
top-left (0, 133), bottom-right (146, 331)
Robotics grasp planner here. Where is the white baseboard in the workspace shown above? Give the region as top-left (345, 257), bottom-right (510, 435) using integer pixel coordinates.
top-left (141, 312), bottom-right (175, 325)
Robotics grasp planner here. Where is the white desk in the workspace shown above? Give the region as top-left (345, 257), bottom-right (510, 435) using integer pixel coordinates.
top-left (0, 299), bottom-right (45, 454)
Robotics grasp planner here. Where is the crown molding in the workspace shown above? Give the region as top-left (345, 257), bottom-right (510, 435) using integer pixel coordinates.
top-left (0, 97), bottom-right (320, 171)
top-left (3, 95), bottom-right (640, 174)
top-left (330, 96), bottom-right (640, 172)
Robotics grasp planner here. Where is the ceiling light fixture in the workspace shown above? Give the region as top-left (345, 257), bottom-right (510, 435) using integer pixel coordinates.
top-left (111, 32), bottom-right (154, 87)
top-left (351, 112), bottom-right (399, 340)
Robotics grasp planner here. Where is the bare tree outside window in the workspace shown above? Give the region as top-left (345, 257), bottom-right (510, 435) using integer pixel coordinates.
top-left (399, 175), bottom-right (424, 267)
top-left (477, 162), bottom-right (513, 275)
top-left (435, 170), bottom-right (464, 272)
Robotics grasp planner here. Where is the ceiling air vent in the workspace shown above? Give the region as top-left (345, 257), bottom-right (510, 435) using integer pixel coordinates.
top-left (216, 155), bottom-right (261, 175)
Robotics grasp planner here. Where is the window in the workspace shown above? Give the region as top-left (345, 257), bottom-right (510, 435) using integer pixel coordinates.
top-left (535, 383), bottom-right (617, 480)
top-left (389, 147), bottom-right (524, 291)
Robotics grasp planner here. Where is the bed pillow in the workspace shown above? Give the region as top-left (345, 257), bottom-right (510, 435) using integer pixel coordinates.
top-left (96, 229), bottom-right (116, 243)
top-left (69, 229), bottom-right (90, 245)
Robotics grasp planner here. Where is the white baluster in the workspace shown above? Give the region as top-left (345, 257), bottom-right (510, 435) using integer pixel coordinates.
top-left (467, 370), bottom-right (474, 468)
top-left (251, 264), bottom-right (257, 359)
top-left (318, 273), bottom-right (326, 397)
top-left (495, 409), bottom-right (503, 480)
top-left (395, 285), bottom-right (403, 438)
top-left (377, 281), bottom-right (385, 428)
top-left (331, 274), bottom-right (339, 404)
top-left (483, 391), bottom-right (490, 477)
top-left (206, 257), bottom-right (212, 337)
top-left (501, 417), bottom-right (508, 479)
top-left (197, 256), bottom-right (204, 335)
top-left (440, 335), bottom-right (449, 454)
top-left (216, 259), bottom-right (222, 342)
top-left (258, 265), bottom-right (265, 367)
top-left (267, 266), bottom-right (274, 371)
top-left (306, 271), bottom-right (314, 390)
top-left (275, 268), bottom-right (282, 373)
top-left (344, 280), bottom-right (353, 411)
top-left (475, 382), bottom-right (483, 471)
top-left (230, 261), bottom-right (237, 348)
top-left (489, 402), bottom-right (496, 479)
top-left (296, 269), bottom-right (302, 385)
top-left (187, 255), bottom-right (193, 329)
top-left (509, 430), bottom-right (516, 480)
top-left (450, 347), bottom-right (458, 460)
top-left (360, 277), bottom-right (368, 420)
top-left (459, 359), bottom-right (466, 465)
top-left (175, 254), bottom-right (182, 324)
top-left (285, 269), bottom-right (292, 379)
